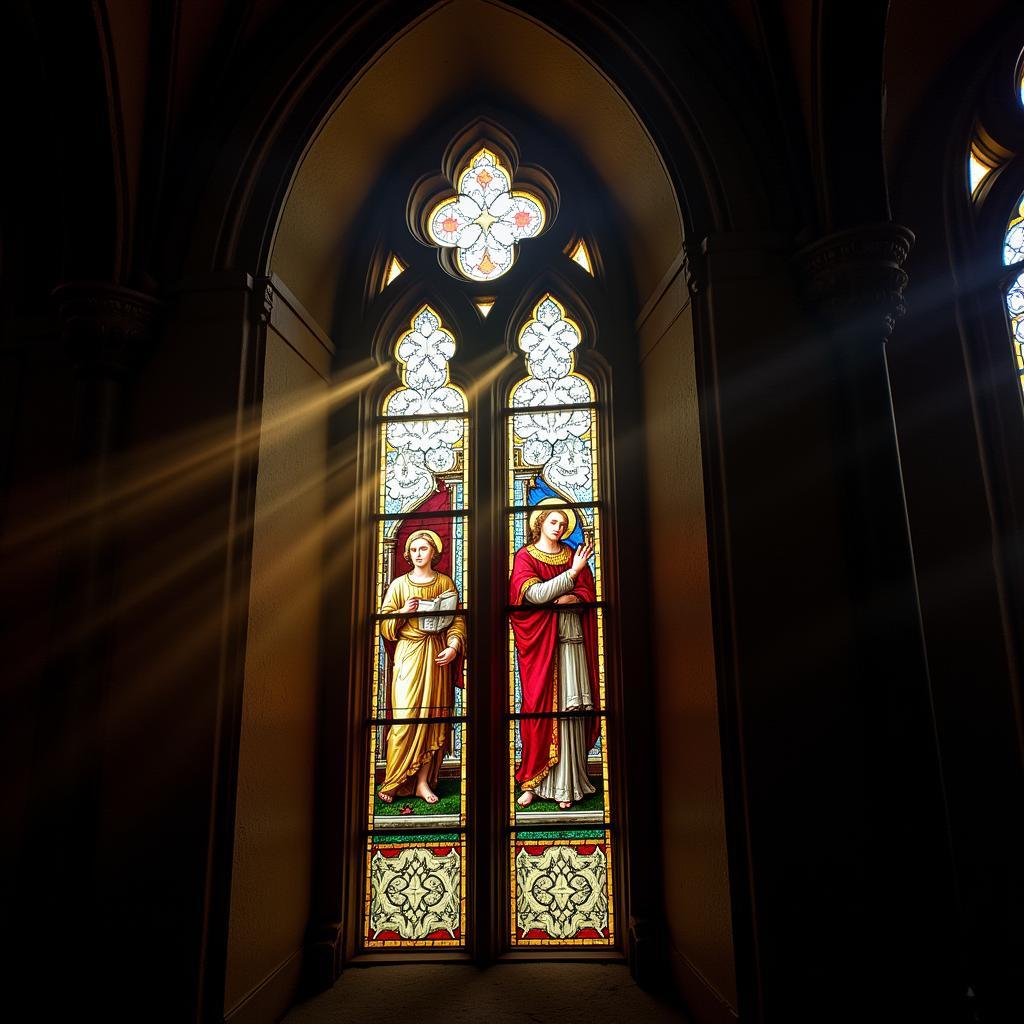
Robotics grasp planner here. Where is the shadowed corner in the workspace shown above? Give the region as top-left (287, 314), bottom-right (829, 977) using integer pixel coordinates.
top-left (5, 360), bottom-right (388, 728)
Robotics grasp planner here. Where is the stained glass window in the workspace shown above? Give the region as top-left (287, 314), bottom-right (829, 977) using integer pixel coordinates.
top-left (505, 294), bottom-right (614, 946)
top-left (969, 147), bottom-right (994, 196)
top-left (569, 239), bottom-right (594, 275)
top-left (382, 254), bottom-right (405, 290)
top-left (361, 136), bottom-right (625, 955)
top-left (1003, 195), bottom-right (1024, 387)
top-left (364, 305), bottom-right (469, 947)
top-left (427, 148), bottom-right (546, 281)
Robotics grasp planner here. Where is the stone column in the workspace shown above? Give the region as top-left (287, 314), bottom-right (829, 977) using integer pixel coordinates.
top-left (794, 224), bottom-right (963, 1018)
top-left (16, 282), bottom-right (159, 1004)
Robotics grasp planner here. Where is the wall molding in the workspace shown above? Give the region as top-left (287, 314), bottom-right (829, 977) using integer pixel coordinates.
top-left (223, 947), bottom-right (305, 1024)
top-left (669, 943), bottom-right (740, 1024)
top-left (267, 274), bottom-right (336, 382)
top-left (636, 250), bottom-right (692, 363)
top-left (636, 246), bottom-right (688, 335)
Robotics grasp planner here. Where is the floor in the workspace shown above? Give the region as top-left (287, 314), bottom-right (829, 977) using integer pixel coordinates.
top-left (282, 962), bottom-right (691, 1023)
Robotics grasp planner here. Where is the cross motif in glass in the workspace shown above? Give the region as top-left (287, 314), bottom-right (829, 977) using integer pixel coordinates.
top-left (427, 148), bottom-right (546, 281)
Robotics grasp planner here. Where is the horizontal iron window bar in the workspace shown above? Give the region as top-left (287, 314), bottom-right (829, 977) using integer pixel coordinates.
top-left (376, 411), bottom-right (468, 423)
top-left (506, 602), bottom-right (604, 613)
top-left (509, 823), bottom-right (617, 835)
top-left (366, 827), bottom-right (467, 838)
top-left (375, 507), bottom-right (470, 522)
top-left (375, 608), bottom-right (469, 621)
top-left (505, 501), bottom-right (601, 515)
top-left (368, 714), bottom-right (469, 725)
top-left (503, 401), bottom-right (599, 416)
top-left (507, 709), bottom-right (606, 721)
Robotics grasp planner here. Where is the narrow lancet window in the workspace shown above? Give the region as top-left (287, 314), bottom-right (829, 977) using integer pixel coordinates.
top-left (1003, 195), bottom-right (1024, 386)
top-left (505, 295), bottom-right (614, 946)
top-left (364, 305), bottom-right (469, 947)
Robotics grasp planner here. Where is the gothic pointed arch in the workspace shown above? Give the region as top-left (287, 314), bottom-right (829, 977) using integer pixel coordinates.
top-left (155, 0), bottom-right (793, 1013)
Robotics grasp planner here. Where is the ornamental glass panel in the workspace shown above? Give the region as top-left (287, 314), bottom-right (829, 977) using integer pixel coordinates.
top-left (366, 834), bottom-right (465, 946)
top-left (364, 305), bottom-right (470, 948)
top-left (1004, 197), bottom-right (1024, 391)
top-left (1004, 193), bottom-right (1024, 266)
top-left (505, 294), bottom-right (615, 946)
top-left (510, 830), bottom-right (614, 945)
top-left (427, 147), bottom-right (546, 281)
top-left (1005, 270), bottom-right (1024, 383)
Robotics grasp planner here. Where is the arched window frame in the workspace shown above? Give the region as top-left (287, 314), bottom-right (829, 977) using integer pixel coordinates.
top-left (958, 41), bottom-right (1024, 409)
top-left (326, 113), bottom-right (647, 963)
top-left (942, 35), bottom-right (1024, 814)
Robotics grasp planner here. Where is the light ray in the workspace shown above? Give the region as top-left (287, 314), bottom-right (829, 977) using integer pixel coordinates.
top-left (1, 362), bottom-right (388, 558)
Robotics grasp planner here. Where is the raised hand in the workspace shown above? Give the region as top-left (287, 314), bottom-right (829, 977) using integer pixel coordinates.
top-left (570, 538), bottom-right (594, 577)
top-left (401, 597), bottom-right (420, 614)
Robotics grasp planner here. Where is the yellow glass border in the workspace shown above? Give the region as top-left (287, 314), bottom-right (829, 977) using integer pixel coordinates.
top-left (504, 501), bottom-right (609, 827)
top-left (507, 718), bottom-right (517, 828)
top-left (363, 835), bottom-right (467, 949)
top-left (506, 711), bottom-right (609, 829)
top-left (508, 830), bottom-right (615, 947)
top-left (382, 304), bottom-right (467, 414)
top-left (506, 406), bottom-right (599, 512)
top-left (366, 712), bottom-right (468, 832)
top-left (364, 299), bottom-right (472, 950)
top-left (1005, 272), bottom-right (1024, 385)
top-left (426, 147), bottom-right (548, 251)
top-left (1005, 194), bottom-right (1024, 264)
top-left (378, 418), bottom-right (470, 518)
top-left (505, 505), bottom-right (603, 623)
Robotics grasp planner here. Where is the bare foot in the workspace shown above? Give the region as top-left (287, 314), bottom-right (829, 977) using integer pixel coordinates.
top-left (517, 791), bottom-right (534, 807)
top-left (378, 790), bottom-right (393, 804)
top-left (415, 781), bottom-right (439, 804)
top-left (558, 800), bottom-right (572, 809)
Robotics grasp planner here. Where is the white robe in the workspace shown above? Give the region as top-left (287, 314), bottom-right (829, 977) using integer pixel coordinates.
top-left (524, 570), bottom-right (597, 803)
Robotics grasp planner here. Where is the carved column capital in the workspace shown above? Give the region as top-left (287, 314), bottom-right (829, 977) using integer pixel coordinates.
top-left (794, 223), bottom-right (914, 337)
top-left (256, 276), bottom-right (275, 325)
top-left (52, 282), bottom-right (161, 376)
top-left (681, 243), bottom-right (703, 297)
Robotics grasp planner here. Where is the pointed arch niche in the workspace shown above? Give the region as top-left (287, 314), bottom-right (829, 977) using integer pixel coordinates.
top-left (185, 3), bottom-right (736, 1019)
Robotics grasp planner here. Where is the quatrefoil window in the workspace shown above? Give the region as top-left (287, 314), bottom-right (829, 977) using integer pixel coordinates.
top-left (427, 148), bottom-right (546, 281)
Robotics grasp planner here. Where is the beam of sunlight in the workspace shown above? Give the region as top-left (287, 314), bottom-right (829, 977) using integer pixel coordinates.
top-left (462, 350), bottom-right (517, 403)
top-left (101, 460), bottom-right (380, 736)
top-left (1, 362), bottom-right (388, 563)
top-left (10, 447), bottom-right (362, 689)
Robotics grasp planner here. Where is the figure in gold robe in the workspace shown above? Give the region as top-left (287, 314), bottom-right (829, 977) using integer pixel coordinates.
top-left (378, 529), bottom-right (465, 804)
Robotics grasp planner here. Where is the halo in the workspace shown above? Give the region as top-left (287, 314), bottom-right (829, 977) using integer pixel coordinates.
top-left (528, 498), bottom-right (577, 538)
top-left (404, 529), bottom-right (444, 560)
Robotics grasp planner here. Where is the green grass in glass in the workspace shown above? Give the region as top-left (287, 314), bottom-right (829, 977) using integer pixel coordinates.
top-left (373, 778), bottom-right (461, 817)
top-left (514, 774), bottom-right (604, 814)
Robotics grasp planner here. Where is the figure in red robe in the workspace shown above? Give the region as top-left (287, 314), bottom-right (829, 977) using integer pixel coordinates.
top-left (509, 502), bottom-right (600, 809)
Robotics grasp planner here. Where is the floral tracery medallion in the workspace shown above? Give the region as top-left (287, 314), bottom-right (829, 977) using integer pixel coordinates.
top-left (427, 148), bottom-right (546, 281)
